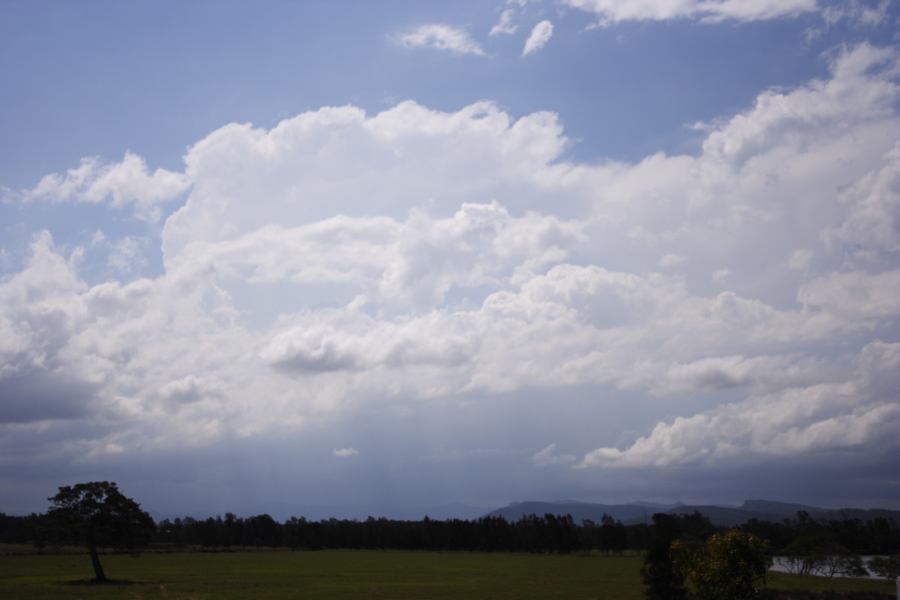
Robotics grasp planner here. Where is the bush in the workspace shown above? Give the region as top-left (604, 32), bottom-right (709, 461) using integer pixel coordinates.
top-left (673, 529), bottom-right (771, 600)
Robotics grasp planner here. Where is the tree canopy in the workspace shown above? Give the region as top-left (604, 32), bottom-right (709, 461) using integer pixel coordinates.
top-left (673, 529), bottom-right (771, 600)
top-left (47, 481), bottom-right (154, 582)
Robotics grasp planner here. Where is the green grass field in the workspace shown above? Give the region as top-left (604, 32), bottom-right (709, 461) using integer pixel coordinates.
top-left (0, 550), bottom-right (895, 599)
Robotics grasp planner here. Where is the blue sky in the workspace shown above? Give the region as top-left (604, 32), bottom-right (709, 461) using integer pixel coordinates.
top-left (6, 0), bottom-right (890, 182)
top-left (2, 0), bottom-right (900, 517)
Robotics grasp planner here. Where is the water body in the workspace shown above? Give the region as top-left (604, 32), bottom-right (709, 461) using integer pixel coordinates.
top-left (769, 556), bottom-right (885, 580)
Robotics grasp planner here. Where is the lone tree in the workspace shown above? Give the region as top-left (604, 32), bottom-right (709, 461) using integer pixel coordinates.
top-left (47, 481), bottom-right (155, 582)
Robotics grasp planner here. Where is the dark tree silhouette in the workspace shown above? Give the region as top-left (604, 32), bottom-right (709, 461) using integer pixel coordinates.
top-left (47, 481), bottom-right (154, 582)
top-left (641, 513), bottom-right (689, 600)
top-left (4, 504), bottom-right (897, 558)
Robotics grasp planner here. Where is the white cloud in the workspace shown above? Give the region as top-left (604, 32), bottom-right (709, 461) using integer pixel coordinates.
top-left (532, 443), bottom-right (576, 467)
top-left (162, 100), bottom-right (573, 264)
top-left (580, 341), bottom-right (900, 468)
top-left (824, 141), bottom-right (900, 256)
top-left (797, 269), bottom-right (900, 320)
top-left (490, 8), bottom-right (518, 35)
top-left (334, 447), bottom-right (359, 457)
top-left (3, 43), bottom-right (900, 484)
top-left (701, 46), bottom-right (898, 161)
top-left (397, 24), bottom-right (485, 56)
top-left (564, 0), bottom-right (818, 24)
top-left (657, 253), bottom-right (686, 268)
top-left (107, 236), bottom-right (150, 276)
top-left (171, 201), bottom-right (585, 313)
top-left (159, 375), bottom-right (218, 406)
top-left (0, 232), bottom-right (86, 379)
top-left (523, 20), bottom-right (554, 56)
top-left (20, 152), bottom-right (189, 222)
top-left (787, 249), bottom-right (814, 271)
top-left (90, 230), bottom-right (107, 248)
top-left (823, 0), bottom-right (891, 27)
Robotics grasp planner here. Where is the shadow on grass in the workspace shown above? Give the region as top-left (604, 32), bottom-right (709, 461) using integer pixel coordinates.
top-left (62, 578), bottom-right (142, 586)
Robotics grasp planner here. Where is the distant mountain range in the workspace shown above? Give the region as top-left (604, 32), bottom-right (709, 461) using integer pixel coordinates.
top-left (485, 499), bottom-right (900, 527)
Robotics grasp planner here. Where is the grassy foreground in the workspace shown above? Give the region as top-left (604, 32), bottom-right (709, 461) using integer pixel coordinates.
top-left (0, 550), bottom-right (895, 600)
top-left (767, 571), bottom-right (895, 595)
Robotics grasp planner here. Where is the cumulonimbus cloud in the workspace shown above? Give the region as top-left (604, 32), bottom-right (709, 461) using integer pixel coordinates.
top-left (2, 43), bottom-right (899, 482)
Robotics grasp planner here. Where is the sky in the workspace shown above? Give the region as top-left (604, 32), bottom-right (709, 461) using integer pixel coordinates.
top-left (1, 0), bottom-right (900, 519)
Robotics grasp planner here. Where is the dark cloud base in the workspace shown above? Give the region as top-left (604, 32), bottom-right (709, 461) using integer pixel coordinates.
top-left (3, 392), bottom-right (898, 518)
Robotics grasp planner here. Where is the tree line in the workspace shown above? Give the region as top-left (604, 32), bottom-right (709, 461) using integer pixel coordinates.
top-left (0, 511), bottom-right (628, 554)
top-left (152, 512), bottom-right (622, 553)
top-left (3, 506), bottom-right (898, 557)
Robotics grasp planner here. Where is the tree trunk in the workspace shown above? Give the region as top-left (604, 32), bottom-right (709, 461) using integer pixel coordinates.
top-left (87, 530), bottom-right (107, 582)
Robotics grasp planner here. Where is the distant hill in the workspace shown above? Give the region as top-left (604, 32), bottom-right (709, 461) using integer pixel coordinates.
top-left (741, 499), bottom-right (828, 516)
top-left (664, 500), bottom-right (900, 527)
top-left (486, 499), bottom-right (900, 527)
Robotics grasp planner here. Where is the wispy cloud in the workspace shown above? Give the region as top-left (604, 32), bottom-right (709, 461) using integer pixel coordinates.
top-left (397, 24), bottom-right (485, 56)
top-left (564, 0), bottom-right (818, 25)
top-left (490, 8), bottom-right (518, 36)
top-left (823, 0), bottom-right (891, 27)
top-left (334, 447), bottom-right (359, 457)
top-left (12, 152), bottom-right (189, 222)
top-left (523, 20), bottom-right (554, 56)
top-left (532, 443), bottom-right (576, 467)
